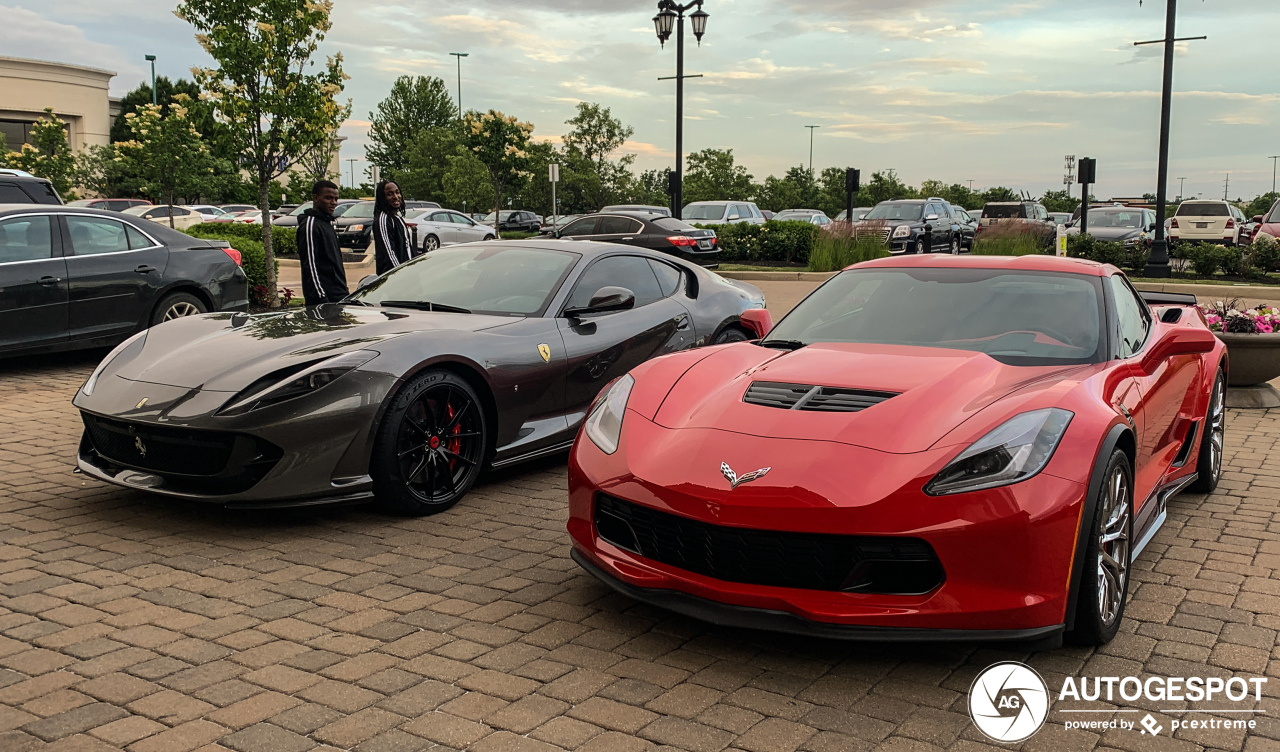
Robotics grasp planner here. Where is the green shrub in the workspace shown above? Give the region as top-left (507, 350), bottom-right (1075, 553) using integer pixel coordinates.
top-left (1066, 233), bottom-right (1125, 267)
top-left (1249, 234), bottom-right (1280, 274)
top-left (759, 221), bottom-right (821, 264)
top-left (1188, 245), bottom-right (1221, 277)
top-left (1218, 246), bottom-right (1246, 276)
top-left (697, 222), bottom-right (762, 262)
top-left (186, 223), bottom-right (297, 256)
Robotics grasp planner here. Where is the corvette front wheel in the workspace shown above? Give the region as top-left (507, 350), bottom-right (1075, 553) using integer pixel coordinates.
top-left (372, 369), bottom-right (487, 516)
top-left (1190, 368), bottom-right (1225, 493)
top-left (1068, 448), bottom-right (1132, 646)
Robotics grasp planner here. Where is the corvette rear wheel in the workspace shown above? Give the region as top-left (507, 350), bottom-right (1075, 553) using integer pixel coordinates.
top-left (1068, 449), bottom-right (1132, 645)
top-left (372, 369), bottom-right (487, 516)
top-left (1190, 368), bottom-right (1225, 493)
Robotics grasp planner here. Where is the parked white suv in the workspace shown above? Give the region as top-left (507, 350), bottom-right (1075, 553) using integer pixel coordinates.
top-left (682, 201), bottom-right (766, 226)
top-left (1168, 200), bottom-right (1246, 246)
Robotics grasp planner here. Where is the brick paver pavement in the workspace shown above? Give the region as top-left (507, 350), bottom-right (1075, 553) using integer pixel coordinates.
top-left (3, 350), bottom-right (1280, 752)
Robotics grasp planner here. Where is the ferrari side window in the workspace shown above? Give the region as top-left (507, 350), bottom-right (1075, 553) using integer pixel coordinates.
top-left (1109, 275), bottom-right (1150, 359)
top-left (648, 260), bottom-right (683, 297)
top-left (567, 256), bottom-right (663, 310)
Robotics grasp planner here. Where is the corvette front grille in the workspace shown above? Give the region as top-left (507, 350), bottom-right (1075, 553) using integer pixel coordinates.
top-left (743, 382), bottom-right (897, 412)
top-left (594, 494), bottom-right (944, 595)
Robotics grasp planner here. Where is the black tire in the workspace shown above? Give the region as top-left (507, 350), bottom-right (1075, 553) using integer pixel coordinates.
top-left (424, 235), bottom-right (441, 252)
top-left (714, 326), bottom-right (751, 345)
top-left (484, 235), bottom-right (496, 241)
top-left (914, 239), bottom-right (927, 254)
top-left (949, 237), bottom-right (961, 255)
top-left (151, 292), bottom-right (207, 327)
top-left (1067, 449), bottom-right (1133, 646)
top-left (1190, 368), bottom-right (1225, 493)
top-left (371, 369), bottom-right (488, 516)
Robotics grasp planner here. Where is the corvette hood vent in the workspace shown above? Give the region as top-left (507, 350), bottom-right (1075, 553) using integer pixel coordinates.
top-left (743, 381), bottom-right (898, 412)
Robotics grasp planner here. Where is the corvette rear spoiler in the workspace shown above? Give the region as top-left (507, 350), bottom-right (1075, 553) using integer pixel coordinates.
top-left (1140, 291), bottom-right (1197, 306)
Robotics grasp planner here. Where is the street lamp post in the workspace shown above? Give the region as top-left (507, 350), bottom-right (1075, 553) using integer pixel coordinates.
top-left (1136, 0), bottom-right (1206, 279)
top-left (345, 158), bottom-right (358, 191)
top-left (449, 53), bottom-right (469, 118)
top-left (654, 1), bottom-right (708, 219)
top-left (1177, 177), bottom-right (1186, 201)
top-left (1270, 156), bottom-right (1279, 195)
top-left (805, 125), bottom-right (820, 174)
top-left (145, 55), bottom-right (157, 105)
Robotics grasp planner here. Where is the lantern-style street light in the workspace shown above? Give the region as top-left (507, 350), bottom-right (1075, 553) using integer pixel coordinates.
top-left (654, 1), bottom-right (708, 218)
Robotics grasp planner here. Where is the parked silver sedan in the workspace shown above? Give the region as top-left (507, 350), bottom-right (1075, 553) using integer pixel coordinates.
top-left (406, 208), bottom-right (498, 252)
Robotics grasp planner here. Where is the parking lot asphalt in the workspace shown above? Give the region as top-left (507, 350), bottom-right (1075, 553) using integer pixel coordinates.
top-left (3, 335), bottom-right (1280, 750)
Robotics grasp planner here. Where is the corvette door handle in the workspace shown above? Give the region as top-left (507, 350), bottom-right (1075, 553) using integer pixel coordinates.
top-left (135, 265), bottom-right (157, 274)
top-left (38, 276), bottom-right (61, 286)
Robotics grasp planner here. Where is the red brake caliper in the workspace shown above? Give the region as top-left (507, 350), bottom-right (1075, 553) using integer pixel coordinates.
top-left (446, 403), bottom-right (462, 469)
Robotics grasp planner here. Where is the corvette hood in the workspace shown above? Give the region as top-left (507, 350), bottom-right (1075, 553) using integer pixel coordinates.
top-left (113, 305), bottom-right (515, 391)
top-left (652, 342), bottom-right (1084, 454)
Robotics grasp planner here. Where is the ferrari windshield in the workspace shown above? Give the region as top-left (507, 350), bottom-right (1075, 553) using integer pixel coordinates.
top-left (765, 268), bottom-right (1105, 365)
top-left (349, 245), bottom-right (579, 316)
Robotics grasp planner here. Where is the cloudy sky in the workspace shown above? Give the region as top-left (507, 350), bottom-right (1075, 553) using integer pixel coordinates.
top-left (8, 0), bottom-right (1279, 200)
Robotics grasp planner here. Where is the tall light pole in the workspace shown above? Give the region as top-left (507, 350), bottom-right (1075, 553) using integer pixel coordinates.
top-left (144, 55), bottom-right (157, 105)
top-left (345, 158), bottom-right (358, 190)
top-left (1177, 176), bottom-right (1186, 201)
top-left (654, 1), bottom-right (709, 218)
top-left (1270, 156), bottom-right (1279, 195)
top-left (1136, 0), bottom-right (1206, 278)
top-left (805, 125), bottom-right (820, 174)
top-left (449, 53), bottom-right (469, 118)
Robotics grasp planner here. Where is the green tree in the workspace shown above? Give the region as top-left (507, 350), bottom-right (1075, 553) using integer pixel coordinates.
top-left (178, 0), bottom-right (352, 307)
top-left (636, 168), bottom-right (671, 208)
top-left (1040, 189), bottom-right (1081, 213)
top-left (441, 152), bottom-right (495, 214)
top-left (115, 96), bottom-right (215, 227)
top-left (463, 110), bottom-right (534, 237)
top-left (366, 76), bottom-right (456, 179)
top-left (398, 123), bottom-right (464, 202)
top-left (4, 109), bottom-right (78, 199)
top-left (861, 171), bottom-right (918, 206)
top-left (111, 77), bottom-right (200, 141)
top-left (1245, 192), bottom-right (1279, 219)
top-left (561, 102), bottom-right (636, 208)
top-left (682, 148), bottom-right (754, 205)
top-left (980, 186), bottom-right (1019, 203)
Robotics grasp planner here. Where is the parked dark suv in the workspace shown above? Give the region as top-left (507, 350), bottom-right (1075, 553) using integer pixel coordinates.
top-left (554, 212), bottom-right (719, 265)
top-left (854, 199), bottom-right (966, 254)
top-left (0, 176), bottom-right (62, 205)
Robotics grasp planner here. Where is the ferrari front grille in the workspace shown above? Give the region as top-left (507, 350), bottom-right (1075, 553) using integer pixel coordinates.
top-left (743, 381), bottom-right (898, 412)
top-left (594, 494), bottom-right (944, 595)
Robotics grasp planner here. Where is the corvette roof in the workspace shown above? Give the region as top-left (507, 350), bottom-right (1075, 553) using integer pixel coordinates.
top-left (853, 254), bottom-right (1115, 276)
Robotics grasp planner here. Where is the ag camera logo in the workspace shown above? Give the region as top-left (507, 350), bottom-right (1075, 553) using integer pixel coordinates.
top-left (968, 662), bottom-right (1050, 743)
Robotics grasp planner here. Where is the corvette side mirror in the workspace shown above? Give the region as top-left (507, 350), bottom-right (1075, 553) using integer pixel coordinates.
top-left (565, 286), bottom-right (635, 317)
top-left (1141, 327), bottom-right (1215, 373)
top-left (739, 308), bottom-right (774, 339)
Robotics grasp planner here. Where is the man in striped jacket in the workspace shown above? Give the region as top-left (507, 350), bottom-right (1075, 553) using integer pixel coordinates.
top-left (297, 181), bottom-right (350, 306)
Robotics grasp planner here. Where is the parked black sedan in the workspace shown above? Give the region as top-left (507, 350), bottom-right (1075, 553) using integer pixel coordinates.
top-left (552, 212), bottom-right (719, 266)
top-left (0, 205), bottom-right (249, 357)
top-left (74, 240), bottom-right (764, 514)
top-left (483, 210), bottom-right (541, 233)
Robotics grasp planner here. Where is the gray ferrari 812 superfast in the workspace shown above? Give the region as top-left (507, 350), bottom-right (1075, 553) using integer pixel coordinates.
top-left (73, 240), bottom-right (765, 515)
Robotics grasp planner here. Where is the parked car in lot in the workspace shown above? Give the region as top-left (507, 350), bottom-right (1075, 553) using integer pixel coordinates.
top-left (1252, 200), bottom-right (1280, 242)
top-left (334, 201), bottom-right (376, 249)
top-left (834, 208), bottom-right (873, 222)
top-left (1, 175), bottom-right (62, 205)
top-left (540, 215), bottom-right (580, 235)
top-left (954, 207), bottom-right (979, 249)
top-left (773, 209), bottom-right (832, 226)
top-left (68, 198), bottom-right (151, 212)
top-left (483, 210), bottom-right (541, 233)
top-left (272, 200), bottom-right (360, 228)
top-left (121, 204), bottom-right (205, 231)
top-left (1067, 207), bottom-right (1156, 247)
top-left (188, 205), bottom-right (233, 221)
top-left (406, 208), bottom-right (497, 252)
top-left (219, 204), bottom-right (257, 213)
top-left (404, 200), bottom-right (442, 212)
top-left (1168, 200), bottom-right (1245, 246)
top-left (73, 240), bottom-right (764, 513)
top-left (981, 201), bottom-right (1053, 228)
top-left (231, 210), bottom-right (278, 225)
top-left (0, 205), bottom-right (248, 357)
top-left (552, 212), bottom-right (720, 266)
top-left (855, 199), bottom-right (966, 255)
top-left (1049, 212), bottom-right (1073, 226)
top-left (682, 201), bottom-right (766, 226)
top-left (601, 205), bottom-right (671, 217)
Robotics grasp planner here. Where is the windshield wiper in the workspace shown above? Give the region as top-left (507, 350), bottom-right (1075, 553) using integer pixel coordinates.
top-left (758, 339), bottom-right (807, 351)
top-left (378, 301), bottom-right (473, 314)
top-left (344, 299), bottom-right (374, 306)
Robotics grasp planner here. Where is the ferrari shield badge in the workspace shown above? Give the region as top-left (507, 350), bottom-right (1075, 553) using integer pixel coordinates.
top-left (721, 462), bottom-right (770, 489)
top-left (538, 344), bottom-right (551, 363)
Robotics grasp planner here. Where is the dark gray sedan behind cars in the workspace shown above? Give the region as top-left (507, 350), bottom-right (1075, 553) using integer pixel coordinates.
top-left (553, 212), bottom-right (719, 266)
top-left (0, 205), bottom-right (248, 357)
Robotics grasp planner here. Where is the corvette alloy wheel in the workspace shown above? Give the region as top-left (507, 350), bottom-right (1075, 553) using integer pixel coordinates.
top-left (373, 370), bottom-right (487, 515)
top-left (1096, 462), bottom-right (1131, 628)
top-left (1191, 369), bottom-right (1226, 493)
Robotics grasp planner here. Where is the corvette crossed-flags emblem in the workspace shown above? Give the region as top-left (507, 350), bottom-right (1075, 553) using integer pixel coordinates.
top-left (721, 462), bottom-right (771, 489)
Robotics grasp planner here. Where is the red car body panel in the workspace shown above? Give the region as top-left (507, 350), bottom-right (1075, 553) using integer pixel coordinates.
top-left (568, 255), bottom-right (1227, 641)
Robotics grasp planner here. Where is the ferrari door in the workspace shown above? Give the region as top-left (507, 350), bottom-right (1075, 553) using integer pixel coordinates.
top-left (557, 254), bottom-right (695, 425)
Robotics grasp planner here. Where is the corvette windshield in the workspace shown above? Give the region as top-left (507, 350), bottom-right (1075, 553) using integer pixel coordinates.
top-left (765, 268), bottom-right (1105, 365)
top-left (349, 246), bottom-right (579, 316)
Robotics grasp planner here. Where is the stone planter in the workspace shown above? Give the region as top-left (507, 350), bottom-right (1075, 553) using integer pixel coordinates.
top-left (1216, 332), bottom-right (1280, 409)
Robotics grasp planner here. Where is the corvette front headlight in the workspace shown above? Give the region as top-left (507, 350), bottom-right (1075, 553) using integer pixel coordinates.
top-left (893, 225), bottom-right (912, 239)
top-left (925, 408), bottom-right (1073, 496)
top-left (584, 374), bottom-right (634, 455)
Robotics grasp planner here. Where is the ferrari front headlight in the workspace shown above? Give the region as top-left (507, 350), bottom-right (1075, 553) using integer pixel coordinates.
top-left (925, 408), bottom-right (1073, 496)
top-left (584, 374), bottom-right (634, 455)
top-left (218, 350), bottom-right (378, 416)
top-left (82, 330), bottom-right (148, 396)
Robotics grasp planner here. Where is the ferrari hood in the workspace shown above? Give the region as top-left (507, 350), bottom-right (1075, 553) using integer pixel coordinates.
top-left (113, 305), bottom-right (516, 391)
top-left (651, 342), bottom-right (1084, 454)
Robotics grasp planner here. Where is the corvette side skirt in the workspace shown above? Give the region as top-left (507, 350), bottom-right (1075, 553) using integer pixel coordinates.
top-left (1131, 472), bottom-right (1197, 562)
top-left (572, 549), bottom-right (1065, 648)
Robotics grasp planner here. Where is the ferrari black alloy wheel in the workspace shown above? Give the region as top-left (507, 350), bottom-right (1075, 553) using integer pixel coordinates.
top-left (1190, 368), bottom-right (1225, 493)
top-left (372, 369), bottom-right (487, 515)
top-left (714, 327), bottom-right (751, 345)
top-left (1068, 449), bottom-right (1132, 645)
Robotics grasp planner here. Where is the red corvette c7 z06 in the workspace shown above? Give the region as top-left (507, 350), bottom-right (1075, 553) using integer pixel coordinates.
top-left (567, 255), bottom-right (1226, 647)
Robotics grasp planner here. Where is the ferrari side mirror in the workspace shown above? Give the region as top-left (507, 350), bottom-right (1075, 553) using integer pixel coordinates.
top-left (565, 286), bottom-right (635, 317)
top-left (739, 308), bottom-right (774, 339)
top-left (356, 274), bottom-right (379, 291)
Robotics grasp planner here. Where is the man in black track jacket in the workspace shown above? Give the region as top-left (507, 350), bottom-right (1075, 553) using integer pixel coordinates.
top-left (297, 180), bottom-right (350, 306)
